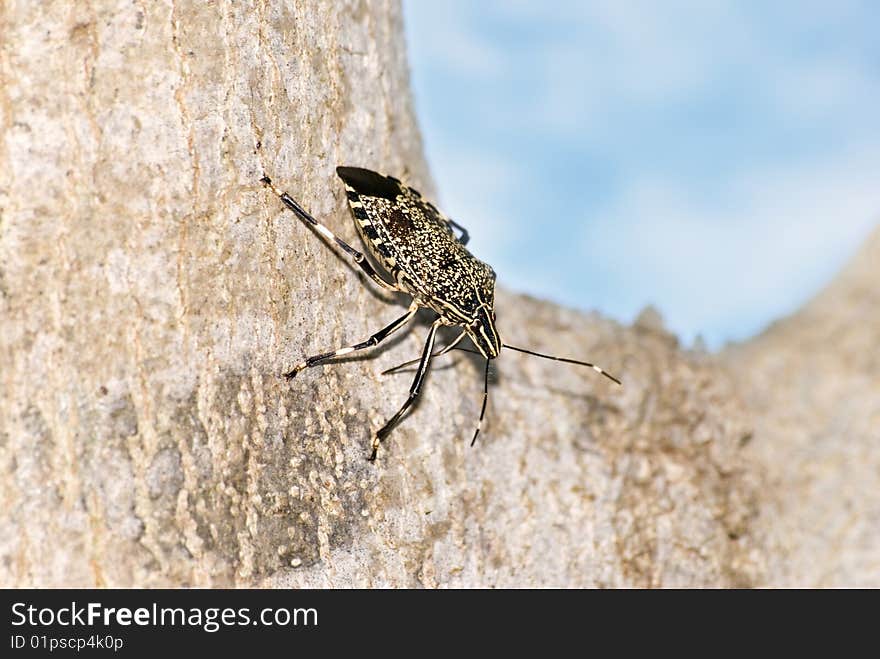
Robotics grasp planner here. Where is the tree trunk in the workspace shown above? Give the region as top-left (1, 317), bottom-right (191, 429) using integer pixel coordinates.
top-left (723, 226), bottom-right (880, 587)
top-left (4, 0), bottom-right (868, 588)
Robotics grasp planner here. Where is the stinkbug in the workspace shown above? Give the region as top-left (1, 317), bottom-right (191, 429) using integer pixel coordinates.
top-left (262, 167), bottom-right (620, 461)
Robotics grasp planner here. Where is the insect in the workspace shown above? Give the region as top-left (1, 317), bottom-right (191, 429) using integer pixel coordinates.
top-left (261, 167), bottom-right (620, 461)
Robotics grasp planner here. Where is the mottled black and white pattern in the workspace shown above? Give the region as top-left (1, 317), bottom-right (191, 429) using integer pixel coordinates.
top-left (337, 166), bottom-right (499, 351)
top-left (261, 166), bottom-right (619, 461)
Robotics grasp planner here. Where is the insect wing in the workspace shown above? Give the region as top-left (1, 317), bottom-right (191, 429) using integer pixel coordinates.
top-left (336, 166), bottom-right (456, 239)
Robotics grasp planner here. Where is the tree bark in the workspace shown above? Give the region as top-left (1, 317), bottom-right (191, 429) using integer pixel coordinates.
top-left (723, 226), bottom-right (880, 587)
top-left (6, 0), bottom-right (871, 588)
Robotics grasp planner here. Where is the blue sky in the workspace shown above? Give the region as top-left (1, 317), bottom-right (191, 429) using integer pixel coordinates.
top-left (402, 1), bottom-right (880, 348)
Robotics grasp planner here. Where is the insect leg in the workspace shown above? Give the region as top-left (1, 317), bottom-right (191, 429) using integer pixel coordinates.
top-left (380, 329), bottom-right (467, 375)
top-left (370, 317), bottom-right (443, 461)
top-left (447, 218), bottom-right (470, 246)
top-left (285, 301), bottom-right (419, 379)
top-left (471, 358), bottom-right (490, 446)
top-left (261, 176), bottom-right (398, 292)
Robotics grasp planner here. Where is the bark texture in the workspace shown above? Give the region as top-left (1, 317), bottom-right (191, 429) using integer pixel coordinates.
top-left (0, 0), bottom-right (869, 588)
top-left (724, 227), bottom-right (880, 587)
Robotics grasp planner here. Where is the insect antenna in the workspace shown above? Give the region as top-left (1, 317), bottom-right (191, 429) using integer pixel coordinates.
top-left (471, 358), bottom-right (491, 446)
top-left (502, 344), bottom-right (622, 386)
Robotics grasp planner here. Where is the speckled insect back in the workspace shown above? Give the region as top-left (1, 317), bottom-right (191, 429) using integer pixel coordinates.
top-left (261, 167), bottom-right (620, 461)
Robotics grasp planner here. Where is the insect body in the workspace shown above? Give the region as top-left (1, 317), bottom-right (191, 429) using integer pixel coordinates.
top-left (262, 167), bottom-right (620, 461)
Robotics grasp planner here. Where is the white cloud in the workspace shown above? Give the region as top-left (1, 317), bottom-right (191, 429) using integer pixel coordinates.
top-left (403, 3), bottom-right (505, 78)
top-left (581, 147), bottom-right (880, 346)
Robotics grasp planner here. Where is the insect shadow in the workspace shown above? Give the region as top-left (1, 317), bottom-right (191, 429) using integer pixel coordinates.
top-left (293, 214), bottom-right (404, 309)
top-left (306, 306), bottom-right (438, 369)
top-left (380, 322), bottom-right (487, 377)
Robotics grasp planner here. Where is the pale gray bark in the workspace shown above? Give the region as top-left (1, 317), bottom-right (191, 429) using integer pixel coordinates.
top-left (724, 226), bottom-right (880, 587)
top-left (1, 0), bottom-right (869, 588)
